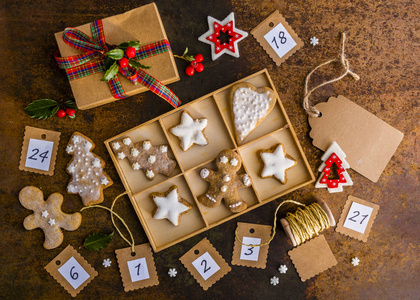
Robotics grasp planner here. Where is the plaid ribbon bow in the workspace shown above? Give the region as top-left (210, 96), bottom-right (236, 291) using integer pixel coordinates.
top-left (55, 20), bottom-right (181, 108)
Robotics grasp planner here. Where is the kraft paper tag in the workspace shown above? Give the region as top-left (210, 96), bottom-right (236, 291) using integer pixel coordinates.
top-left (231, 222), bottom-right (272, 269)
top-left (179, 238), bottom-right (231, 291)
top-left (19, 126), bottom-right (61, 176)
top-left (336, 195), bottom-right (379, 242)
top-left (115, 243), bottom-right (159, 292)
top-left (309, 95), bottom-right (404, 182)
top-left (45, 245), bottom-right (97, 297)
top-left (251, 10), bottom-right (303, 66)
top-left (289, 235), bottom-right (337, 282)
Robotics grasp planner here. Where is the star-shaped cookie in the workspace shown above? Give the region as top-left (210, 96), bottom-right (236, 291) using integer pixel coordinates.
top-left (111, 137), bottom-right (176, 181)
top-left (170, 111), bottom-right (208, 151)
top-left (150, 186), bottom-right (192, 226)
top-left (258, 143), bottom-right (297, 184)
top-left (198, 12), bottom-right (248, 60)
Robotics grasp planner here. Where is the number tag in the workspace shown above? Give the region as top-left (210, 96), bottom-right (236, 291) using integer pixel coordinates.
top-left (127, 257), bottom-right (150, 283)
top-left (343, 202), bottom-right (373, 234)
top-left (239, 237), bottom-right (261, 261)
top-left (192, 251), bottom-right (220, 281)
top-left (58, 256), bottom-right (91, 290)
top-left (264, 23), bottom-right (297, 59)
top-left (25, 138), bottom-right (54, 171)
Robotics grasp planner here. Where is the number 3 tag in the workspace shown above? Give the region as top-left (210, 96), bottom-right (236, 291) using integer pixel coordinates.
top-left (45, 245), bottom-right (97, 297)
top-left (180, 238), bottom-right (231, 291)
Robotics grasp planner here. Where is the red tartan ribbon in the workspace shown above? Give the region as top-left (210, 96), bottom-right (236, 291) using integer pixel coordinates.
top-left (55, 20), bottom-right (180, 107)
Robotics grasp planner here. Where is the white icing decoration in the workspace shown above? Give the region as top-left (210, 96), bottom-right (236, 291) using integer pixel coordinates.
top-left (143, 141), bottom-right (151, 150)
top-left (67, 165), bottom-right (76, 173)
top-left (68, 185), bottom-right (77, 193)
top-left (48, 218), bottom-right (56, 226)
top-left (152, 188), bottom-right (191, 226)
top-left (41, 210), bottom-right (49, 218)
top-left (232, 87), bottom-right (273, 143)
top-left (123, 138), bottom-right (132, 145)
top-left (84, 141), bottom-right (92, 151)
top-left (101, 177), bottom-right (109, 185)
top-left (170, 112), bottom-right (208, 151)
top-left (159, 145), bottom-right (167, 153)
top-left (200, 168), bottom-right (210, 179)
top-left (131, 148), bottom-right (139, 157)
top-left (243, 174), bottom-right (251, 186)
top-left (205, 194), bottom-right (217, 203)
top-left (148, 155), bottom-right (156, 164)
top-left (132, 162), bottom-right (140, 170)
top-left (146, 170), bottom-right (154, 178)
top-left (220, 156), bottom-right (228, 164)
top-left (260, 144), bottom-right (296, 183)
top-left (66, 145), bottom-right (74, 154)
top-left (112, 142), bottom-right (121, 150)
top-left (117, 152), bottom-right (125, 160)
top-left (92, 158), bottom-right (101, 168)
top-left (230, 158), bottom-right (238, 166)
top-left (229, 202), bottom-right (242, 208)
top-left (72, 135), bottom-right (80, 144)
top-left (220, 185), bottom-right (227, 192)
top-left (223, 175), bottom-right (230, 182)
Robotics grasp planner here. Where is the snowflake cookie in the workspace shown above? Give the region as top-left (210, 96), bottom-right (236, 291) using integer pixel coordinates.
top-left (198, 12), bottom-right (248, 61)
top-left (19, 186), bottom-right (82, 249)
top-left (170, 111), bottom-right (208, 151)
top-left (258, 143), bottom-right (297, 184)
top-left (198, 149), bottom-right (252, 213)
top-left (66, 132), bottom-right (113, 206)
top-left (111, 137), bottom-right (177, 181)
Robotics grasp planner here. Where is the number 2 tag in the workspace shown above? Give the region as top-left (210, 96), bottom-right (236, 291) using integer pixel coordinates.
top-left (336, 196), bottom-right (380, 242)
top-left (45, 245), bottom-right (97, 297)
top-left (19, 126), bottom-right (60, 176)
top-left (180, 238), bottom-right (231, 291)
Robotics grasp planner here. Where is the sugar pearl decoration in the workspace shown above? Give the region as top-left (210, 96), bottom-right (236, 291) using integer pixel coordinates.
top-left (220, 185), bottom-right (227, 192)
top-left (200, 168), bottom-right (210, 179)
top-left (223, 175), bottom-right (230, 182)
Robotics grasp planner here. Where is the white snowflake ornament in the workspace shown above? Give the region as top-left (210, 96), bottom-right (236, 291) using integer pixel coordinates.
top-left (351, 257), bottom-right (360, 266)
top-left (168, 268), bottom-right (177, 277)
top-left (310, 36), bottom-right (319, 46)
top-left (102, 258), bottom-right (112, 268)
top-left (270, 276), bottom-right (279, 286)
top-left (279, 265), bottom-right (288, 274)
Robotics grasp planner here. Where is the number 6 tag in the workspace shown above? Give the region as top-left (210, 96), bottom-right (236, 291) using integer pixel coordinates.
top-left (45, 245), bottom-right (97, 297)
top-left (180, 238), bottom-right (231, 290)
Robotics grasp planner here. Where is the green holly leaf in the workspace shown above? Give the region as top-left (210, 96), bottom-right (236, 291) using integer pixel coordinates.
top-left (182, 47), bottom-right (189, 56)
top-left (101, 61), bottom-right (119, 81)
top-left (129, 59), bottom-right (151, 70)
top-left (104, 56), bottom-right (116, 70)
top-left (118, 41), bottom-right (141, 50)
top-left (65, 99), bottom-right (78, 110)
top-left (105, 48), bottom-right (124, 60)
top-left (24, 99), bottom-right (60, 119)
top-left (84, 232), bottom-right (114, 251)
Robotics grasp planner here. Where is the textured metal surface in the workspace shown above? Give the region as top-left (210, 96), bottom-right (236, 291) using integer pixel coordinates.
top-left (0, 0), bottom-right (419, 299)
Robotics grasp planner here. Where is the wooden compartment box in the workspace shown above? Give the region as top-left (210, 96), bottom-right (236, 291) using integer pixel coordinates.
top-left (105, 69), bottom-right (315, 252)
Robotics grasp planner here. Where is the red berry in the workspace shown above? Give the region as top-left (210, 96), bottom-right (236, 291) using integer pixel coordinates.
top-left (190, 60), bottom-right (198, 68)
top-left (195, 63), bottom-right (204, 73)
top-left (194, 54), bottom-right (203, 63)
top-left (125, 47), bottom-right (136, 59)
top-left (185, 66), bottom-right (195, 76)
top-left (119, 57), bottom-right (129, 68)
top-left (66, 108), bottom-right (76, 117)
top-left (56, 109), bottom-right (66, 118)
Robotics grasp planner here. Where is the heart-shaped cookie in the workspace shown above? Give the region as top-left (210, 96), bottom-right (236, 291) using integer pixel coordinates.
top-left (230, 82), bottom-right (277, 144)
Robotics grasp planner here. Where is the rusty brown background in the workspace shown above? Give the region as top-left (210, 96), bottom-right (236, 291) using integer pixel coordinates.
top-left (0, 0), bottom-right (419, 299)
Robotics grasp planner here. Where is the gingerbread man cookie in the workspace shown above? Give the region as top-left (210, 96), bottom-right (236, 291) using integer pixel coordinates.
top-left (19, 186), bottom-right (82, 250)
top-left (198, 149), bottom-right (252, 213)
top-left (111, 137), bottom-right (176, 181)
top-left (66, 132), bottom-right (113, 206)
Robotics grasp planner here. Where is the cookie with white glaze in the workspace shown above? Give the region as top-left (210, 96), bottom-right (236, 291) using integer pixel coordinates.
top-left (230, 82), bottom-right (276, 145)
top-left (198, 149), bottom-right (251, 213)
top-left (170, 111), bottom-right (208, 151)
top-left (66, 132), bottom-right (113, 206)
top-left (151, 185), bottom-right (192, 226)
top-left (258, 143), bottom-right (297, 184)
top-left (111, 137), bottom-right (176, 181)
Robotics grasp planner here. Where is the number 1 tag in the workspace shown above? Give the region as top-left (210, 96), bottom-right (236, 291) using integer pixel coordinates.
top-left (180, 238), bottom-right (231, 291)
top-left (336, 196), bottom-right (380, 242)
top-left (19, 126), bottom-right (60, 176)
top-left (45, 245), bottom-right (97, 297)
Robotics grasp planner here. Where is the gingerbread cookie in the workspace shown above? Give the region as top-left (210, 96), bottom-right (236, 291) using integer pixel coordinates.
top-left (230, 82), bottom-right (276, 144)
top-left (151, 186), bottom-right (192, 226)
top-left (198, 149), bottom-right (252, 213)
top-left (170, 111), bottom-right (208, 151)
top-left (19, 186), bottom-right (82, 250)
top-left (66, 132), bottom-right (113, 206)
top-left (111, 137), bottom-right (177, 181)
top-left (258, 143), bottom-right (297, 184)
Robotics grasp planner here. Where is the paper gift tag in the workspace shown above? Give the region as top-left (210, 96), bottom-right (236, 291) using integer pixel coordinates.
top-left (288, 235), bottom-right (337, 282)
top-left (309, 95), bottom-right (404, 182)
top-left (251, 10), bottom-right (303, 66)
top-left (336, 195), bottom-right (379, 242)
top-left (231, 222), bottom-right (272, 269)
top-left (115, 243), bottom-right (159, 292)
top-left (179, 238), bottom-right (231, 290)
top-left (19, 126), bottom-right (60, 176)
top-left (45, 245), bottom-right (97, 297)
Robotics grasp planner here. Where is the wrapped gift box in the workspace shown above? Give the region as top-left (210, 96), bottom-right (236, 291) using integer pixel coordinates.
top-left (54, 3), bottom-right (179, 110)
